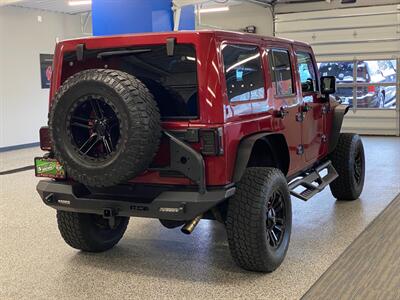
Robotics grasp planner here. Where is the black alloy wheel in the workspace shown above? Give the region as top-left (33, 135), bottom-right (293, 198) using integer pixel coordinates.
top-left (266, 190), bottom-right (286, 248)
top-left (67, 95), bottom-right (120, 162)
top-left (353, 148), bottom-right (363, 185)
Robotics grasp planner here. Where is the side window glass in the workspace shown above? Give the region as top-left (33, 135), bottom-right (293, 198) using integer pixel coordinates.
top-left (222, 44), bottom-right (265, 102)
top-left (296, 52), bottom-right (317, 93)
top-left (270, 49), bottom-right (294, 96)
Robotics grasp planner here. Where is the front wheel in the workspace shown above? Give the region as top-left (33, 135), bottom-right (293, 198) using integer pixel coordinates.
top-left (226, 167), bottom-right (292, 272)
top-left (329, 133), bottom-right (365, 201)
top-left (57, 211), bottom-right (129, 252)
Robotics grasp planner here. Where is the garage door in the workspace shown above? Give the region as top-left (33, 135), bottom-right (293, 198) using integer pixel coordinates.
top-left (275, 4), bottom-right (400, 135)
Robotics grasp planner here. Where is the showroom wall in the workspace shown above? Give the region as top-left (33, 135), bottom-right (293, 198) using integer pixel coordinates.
top-left (0, 6), bottom-right (91, 149)
top-left (197, 2), bottom-right (273, 36)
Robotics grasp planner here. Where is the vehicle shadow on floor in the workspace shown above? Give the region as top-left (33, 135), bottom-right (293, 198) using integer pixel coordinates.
top-left (64, 219), bottom-right (264, 284)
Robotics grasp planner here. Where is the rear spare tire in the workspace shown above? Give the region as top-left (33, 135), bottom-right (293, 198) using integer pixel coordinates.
top-left (49, 69), bottom-right (161, 187)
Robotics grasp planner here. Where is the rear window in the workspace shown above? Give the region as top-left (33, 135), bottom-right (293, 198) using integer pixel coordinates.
top-left (64, 44), bottom-right (198, 119)
top-left (221, 44), bottom-right (265, 102)
top-left (120, 44), bottom-right (198, 119)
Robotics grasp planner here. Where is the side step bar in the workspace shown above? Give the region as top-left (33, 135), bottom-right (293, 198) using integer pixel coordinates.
top-left (289, 160), bottom-right (338, 201)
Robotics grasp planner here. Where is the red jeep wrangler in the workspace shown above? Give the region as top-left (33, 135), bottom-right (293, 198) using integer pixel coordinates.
top-left (35, 30), bottom-right (365, 272)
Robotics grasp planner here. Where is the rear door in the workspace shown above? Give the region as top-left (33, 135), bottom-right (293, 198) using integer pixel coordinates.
top-left (267, 47), bottom-right (303, 173)
top-left (294, 49), bottom-right (326, 162)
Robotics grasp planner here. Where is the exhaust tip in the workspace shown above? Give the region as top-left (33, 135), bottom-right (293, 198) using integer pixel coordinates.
top-left (181, 227), bottom-right (192, 235)
top-left (181, 214), bottom-right (202, 235)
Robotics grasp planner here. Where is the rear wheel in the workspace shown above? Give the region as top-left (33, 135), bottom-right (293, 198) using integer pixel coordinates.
top-left (57, 211), bottom-right (129, 252)
top-left (330, 133), bottom-right (365, 201)
top-left (226, 167), bottom-right (292, 272)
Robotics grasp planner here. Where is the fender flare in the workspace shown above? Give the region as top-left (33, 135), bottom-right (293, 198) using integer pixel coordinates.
top-left (328, 104), bottom-right (351, 154)
top-left (232, 132), bottom-right (289, 183)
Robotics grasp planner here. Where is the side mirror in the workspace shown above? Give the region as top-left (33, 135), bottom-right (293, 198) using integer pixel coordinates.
top-left (320, 76), bottom-right (336, 95)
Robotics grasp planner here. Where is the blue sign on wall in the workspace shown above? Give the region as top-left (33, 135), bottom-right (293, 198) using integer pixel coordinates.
top-left (92, 0), bottom-right (174, 36)
top-left (178, 5), bottom-right (195, 30)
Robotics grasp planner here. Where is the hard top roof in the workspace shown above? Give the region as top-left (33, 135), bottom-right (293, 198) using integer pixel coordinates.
top-left (61, 29), bottom-right (310, 48)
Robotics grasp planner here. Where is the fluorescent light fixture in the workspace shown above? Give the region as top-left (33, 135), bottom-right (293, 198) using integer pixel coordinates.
top-left (68, 0), bottom-right (92, 6)
top-left (197, 6), bottom-right (229, 13)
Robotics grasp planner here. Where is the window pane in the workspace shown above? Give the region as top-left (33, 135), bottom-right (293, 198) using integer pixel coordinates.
top-left (222, 44), bottom-right (265, 102)
top-left (335, 86), bottom-right (353, 105)
top-left (356, 85), bottom-right (396, 109)
top-left (271, 49), bottom-right (294, 96)
top-left (319, 61), bottom-right (354, 82)
top-left (319, 60), bottom-right (397, 110)
top-left (361, 60), bottom-right (397, 84)
top-left (115, 44), bottom-right (198, 118)
top-left (296, 52), bottom-right (317, 93)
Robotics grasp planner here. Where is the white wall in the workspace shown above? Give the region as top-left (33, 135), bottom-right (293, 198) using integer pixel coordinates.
top-left (196, 2), bottom-right (273, 37)
top-left (0, 6), bottom-right (91, 148)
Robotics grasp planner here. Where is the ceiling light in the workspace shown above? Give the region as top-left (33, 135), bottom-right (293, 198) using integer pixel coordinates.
top-left (68, 0), bottom-right (92, 6)
top-left (197, 6), bottom-right (229, 13)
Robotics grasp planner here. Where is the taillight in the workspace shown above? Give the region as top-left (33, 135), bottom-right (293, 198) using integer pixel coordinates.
top-left (367, 85), bottom-right (375, 93)
top-left (200, 128), bottom-right (224, 156)
top-left (39, 126), bottom-right (51, 151)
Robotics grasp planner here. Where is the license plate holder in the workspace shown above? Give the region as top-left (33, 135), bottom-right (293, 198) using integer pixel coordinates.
top-left (34, 157), bottom-right (66, 179)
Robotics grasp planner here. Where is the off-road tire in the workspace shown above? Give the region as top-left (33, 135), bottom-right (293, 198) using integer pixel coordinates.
top-left (330, 133), bottom-right (365, 201)
top-left (226, 167), bottom-right (292, 272)
top-left (57, 211), bottom-right (129, 252)
top-left (49, 69), bottom-right (161, 187)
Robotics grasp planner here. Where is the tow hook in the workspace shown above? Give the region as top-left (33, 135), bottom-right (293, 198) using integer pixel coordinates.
top-left (181, 214), bottom-right (202, 234)
top-left (103, 208), bottom-right (117, 229)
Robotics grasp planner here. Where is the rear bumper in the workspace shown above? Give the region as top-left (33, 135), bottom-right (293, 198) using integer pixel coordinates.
top-left (36, 180), bottom-right (235, 221)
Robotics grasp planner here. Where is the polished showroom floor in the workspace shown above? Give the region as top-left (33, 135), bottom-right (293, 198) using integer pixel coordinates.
top-left (1, 137), bottom-right (399, 299)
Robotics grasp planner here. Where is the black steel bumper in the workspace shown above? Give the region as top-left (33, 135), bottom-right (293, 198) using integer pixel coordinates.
top-left (36, 180), bottom-right (235, 221)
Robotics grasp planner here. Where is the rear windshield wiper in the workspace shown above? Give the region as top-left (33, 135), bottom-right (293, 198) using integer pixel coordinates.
top-left (97, 49), bottom-right (152, 59)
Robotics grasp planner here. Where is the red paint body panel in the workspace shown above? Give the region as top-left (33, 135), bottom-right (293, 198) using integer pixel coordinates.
top-left (47, 30), bottom-right (336, 187)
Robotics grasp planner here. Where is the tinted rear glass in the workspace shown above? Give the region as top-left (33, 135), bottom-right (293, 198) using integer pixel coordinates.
top-left (120, 44), bottom-right (198, 118)
top-left (65, 44), bottom-right (199, 119)
top-left (221, 44), bottom-right (265, 102)
top-left (270, 49), bottom-right (294, 96)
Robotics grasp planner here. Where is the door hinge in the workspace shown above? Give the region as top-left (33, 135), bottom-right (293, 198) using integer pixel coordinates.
top-left (296, 144), bottom-right (304, 155)
top-left (322, 134), bottom-right (327, 143)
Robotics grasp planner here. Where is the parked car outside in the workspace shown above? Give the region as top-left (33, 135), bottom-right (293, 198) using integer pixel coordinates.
top-left (318, 60), bottom-right (397, 108)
